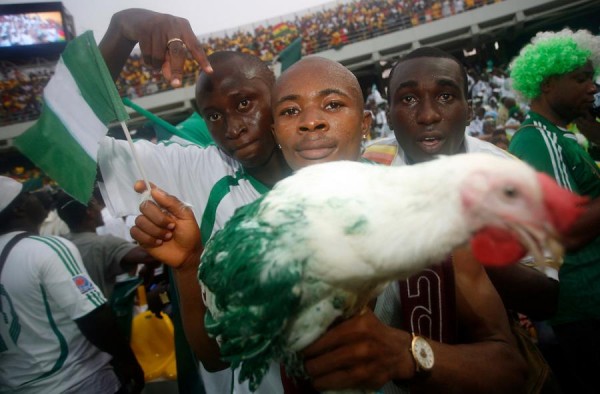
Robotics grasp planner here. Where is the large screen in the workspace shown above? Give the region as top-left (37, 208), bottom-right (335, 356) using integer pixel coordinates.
top-left (0, 11), bottom-right (66, 47)
top-left (0, 2), bottom-right (73, 62)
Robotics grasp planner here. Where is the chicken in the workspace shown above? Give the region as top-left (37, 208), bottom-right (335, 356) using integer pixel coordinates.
top-left (198, 153), bottom-right (586, 391)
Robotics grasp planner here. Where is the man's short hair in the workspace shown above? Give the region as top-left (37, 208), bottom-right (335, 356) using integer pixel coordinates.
top-left (387, 47), bottom-right (469, 100)
top-left (205, 51), bottom-right (275, 87)
top-left (510, 29), bottom-right (600, 100)
top-left (56, 191), bottom-right (88, 229)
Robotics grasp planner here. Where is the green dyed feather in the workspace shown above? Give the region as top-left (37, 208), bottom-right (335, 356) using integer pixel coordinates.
top-left (199, 195), bottom-right (309, 390)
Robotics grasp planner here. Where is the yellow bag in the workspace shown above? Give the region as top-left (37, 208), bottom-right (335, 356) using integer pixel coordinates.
top-left (130, 286), bottom-right (177, 381)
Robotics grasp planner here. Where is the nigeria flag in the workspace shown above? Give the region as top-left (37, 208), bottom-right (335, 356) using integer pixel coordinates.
top-left (15, 31), bottom-right (129, 204)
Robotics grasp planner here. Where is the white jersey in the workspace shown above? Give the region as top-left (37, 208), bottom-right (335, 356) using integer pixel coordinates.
top-left (98, 138), bottom-right (283, 393)
top-left (98, 138), bottom-right (268, 241)
top-left (0, 232), bottom-right (116, 394)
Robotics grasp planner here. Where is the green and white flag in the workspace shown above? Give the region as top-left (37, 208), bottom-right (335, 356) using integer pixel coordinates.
top-left (123, 98), bottom-right (214, 147)
top-left (271, 37), bottom-right (302, 78)
top-left (15, 31), bottom-right (129, 203)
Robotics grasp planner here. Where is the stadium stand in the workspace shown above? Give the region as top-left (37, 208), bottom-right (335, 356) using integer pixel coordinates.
top-left (1, 0), bottom-right (504, 129)
top-left (0, 0), bottom-right (597, 150)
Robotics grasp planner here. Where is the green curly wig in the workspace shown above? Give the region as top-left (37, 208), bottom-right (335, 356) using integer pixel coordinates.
top-left (510, 29), bottom-right (600, 100)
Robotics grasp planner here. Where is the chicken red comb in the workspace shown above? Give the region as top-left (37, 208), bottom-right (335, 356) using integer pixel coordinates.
top-left (536, 172), bottom-right (588, 234)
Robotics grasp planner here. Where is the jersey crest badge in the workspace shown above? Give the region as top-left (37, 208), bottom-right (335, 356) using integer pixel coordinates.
top-left (73, 275), bottom-right (94, 294)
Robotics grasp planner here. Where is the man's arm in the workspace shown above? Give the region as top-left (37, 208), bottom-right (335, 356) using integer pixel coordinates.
top-left (75, 304), bottom-right (144, 393)
top-left (302, 247), bottom-right (527, 393)
top-left (414, 247), bottom-right (527, 393)
top-left (120, 245), bottom-right (161, 274)
top-left (485, 263), bottom-right (559, 320)
top-left (172, 254), bottom-right (228, 371)
top-left (129, 183), bottom-right (228, 371)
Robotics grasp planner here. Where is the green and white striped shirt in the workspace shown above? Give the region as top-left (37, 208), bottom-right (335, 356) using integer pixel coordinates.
top-left (0, 232), bottom-right (113, 393)
top-left (510, 111), bottom-right (600, 325)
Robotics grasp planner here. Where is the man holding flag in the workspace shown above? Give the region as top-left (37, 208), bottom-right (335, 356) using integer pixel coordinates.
top-left (14, 8), bottom-right (292, 394)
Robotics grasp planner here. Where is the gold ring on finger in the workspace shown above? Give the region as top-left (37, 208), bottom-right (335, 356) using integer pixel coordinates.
top-left (167, 38), bottom-right (185, 48)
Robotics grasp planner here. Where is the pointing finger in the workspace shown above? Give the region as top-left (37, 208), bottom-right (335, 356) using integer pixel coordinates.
top-left (164, 38), bottom-right (186, 87)
top-left (181, 29), bottom-right (213, 74)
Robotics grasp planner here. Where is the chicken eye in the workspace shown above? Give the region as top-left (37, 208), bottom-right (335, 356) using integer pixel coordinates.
top-left (503, 186), bottom-right (518, 198)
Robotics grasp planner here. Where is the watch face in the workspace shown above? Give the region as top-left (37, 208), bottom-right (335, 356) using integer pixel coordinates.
top-left (413, 336), bottom-right (434, 370)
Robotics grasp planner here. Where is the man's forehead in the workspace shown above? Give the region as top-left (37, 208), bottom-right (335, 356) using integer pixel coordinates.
top-left (197, 67), bottom-right (265, 96)
top-left (275, 61), bottom-right (360, 100)
top-left (567, 60), bottom-right (594, 76)
top-left (393, 57), bottom-right (462, 80)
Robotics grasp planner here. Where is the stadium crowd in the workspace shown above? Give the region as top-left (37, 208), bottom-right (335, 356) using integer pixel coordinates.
top-left (0, 64), bottom-right (52, 125)
top-left (0, 0), bottom-right (503, 125)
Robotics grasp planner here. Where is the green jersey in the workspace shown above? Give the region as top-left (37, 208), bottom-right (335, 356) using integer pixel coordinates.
top-left (509, 111), bottom-right (600, 325)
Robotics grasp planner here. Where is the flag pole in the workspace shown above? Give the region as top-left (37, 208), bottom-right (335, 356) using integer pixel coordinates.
top-left (119, 121), bottom-right (153, 199)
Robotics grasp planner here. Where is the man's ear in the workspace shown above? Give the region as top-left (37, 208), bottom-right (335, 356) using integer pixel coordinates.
top-left (466, 101), bottom-right (474, 124)
top-left (85, 206), bottom-right (96, 220)
top-left (386, 108), bottom-right (393, 131)
top-left (362, 110), bottom-right (373, 138)
top-left (270, 125), bottom-right (280, 147)
top-left (12, 203), bottom-right (26, 218)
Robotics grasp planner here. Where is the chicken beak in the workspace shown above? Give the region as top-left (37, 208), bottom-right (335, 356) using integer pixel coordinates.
top-left (546, 237), bottom-right (564, 266)
top-left (506, 222), bottom-right (545, 265)
top-left (506, 221), bottom-right (564, 267)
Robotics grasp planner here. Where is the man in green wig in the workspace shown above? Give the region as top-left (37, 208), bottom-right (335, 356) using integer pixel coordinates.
top-left (508, 28), bottom-right (600, 394)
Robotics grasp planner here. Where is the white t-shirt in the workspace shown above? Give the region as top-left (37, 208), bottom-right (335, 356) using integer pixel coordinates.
top-left (98, 138), bottom-right (283, 393)
top-left (0, 232), bottom-right (116, 393)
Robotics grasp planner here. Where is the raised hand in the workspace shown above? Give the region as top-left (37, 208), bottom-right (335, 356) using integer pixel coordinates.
top-left (100, 8), bottom-right (212, 87)
top-left (130, 181), bottom-right (202, 268)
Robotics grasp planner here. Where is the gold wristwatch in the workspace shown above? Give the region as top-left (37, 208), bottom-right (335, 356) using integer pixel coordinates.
top-left (410, 333), bottom-right (434, 375)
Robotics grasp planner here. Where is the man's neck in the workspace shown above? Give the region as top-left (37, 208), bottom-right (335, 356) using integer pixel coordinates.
top-left (245, 149), bottom-right (291, 188)
top-left (530, 101), bottom-right (570, 129)
top-left (70, 223), bottom-right (96, 233)
top-left (1, 222), bottom-right (39, 235)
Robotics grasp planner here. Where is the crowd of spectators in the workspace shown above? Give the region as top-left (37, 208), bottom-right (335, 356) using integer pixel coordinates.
top-left (464, 63), bottom-right (523, 149)
top-left (0, 0), bottom-right (503, 126)
top-left (0, 64), bottom-right (53, 125)
top-left (202, 0), bottom-right (503, 60)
